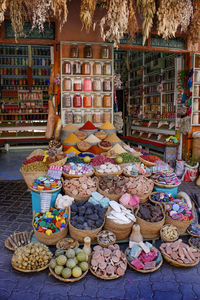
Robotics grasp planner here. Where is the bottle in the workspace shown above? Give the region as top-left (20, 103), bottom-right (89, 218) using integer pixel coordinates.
top-left (83, 236), bottom-right (91, 257)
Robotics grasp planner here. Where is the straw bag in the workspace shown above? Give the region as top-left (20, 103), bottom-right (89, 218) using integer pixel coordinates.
top-left (20, 169), bottom-right (47, 188)
top-left (136, 203), bottom-right (165, 239)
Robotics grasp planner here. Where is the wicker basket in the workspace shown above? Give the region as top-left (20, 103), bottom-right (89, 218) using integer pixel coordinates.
top-left (125, 248), bottom-right (163, 273)
top-left (5, 231), bottom-right (33, 251)
top-left (26, 149), bottom-right (45, 160)
top-left (165, 214), bottom-right (193, 235)
top-left (12, 261), bottom-right (49, 273)
top-left (77, 141), bottom-right (91, 152)
top-left (149, 192), bottom-right (171, 205)
top-left (62, 170), bottom-right (94, 179)
top-left (160, 224), bottom-right (179, 242)
top-left (49, 266), bottom-right (88, 282)
top-left (153, 182), bottom-right (181, 188)
top-left (98, 142), bottom-right (112, 152)
top-left (29, 186), bottom-right (61, 193)
top-left (90, 263), bottom-right (127, 280)
top-left (95, 169), bottom-right (123, 177)
top-left (187, 224), bottom-right (200, 237)
top-left (96, 230), bottom-right (116, 247)
top-left (123, 169), bottom-right (151, 178)
top-left (188, 238), bottom-right (200, 252)
top-left (20, 169), bottom-right (47, 188)
top-left (161, 251), bottom-right (199, 267)
top-left (140, 157), bottom-right (156, 167)
top-left (136, 203), bottom-right (165, 239)
top-left (75, 131), bottom-right (87, 141)
top-left (56, 238), bottom-right (79, 250)
top-left (97, 184), bottom-right (124, 201)
top-left (94, 132), bottom-right (108, 140)
top-left (48, 157), bottom-right (67, 168)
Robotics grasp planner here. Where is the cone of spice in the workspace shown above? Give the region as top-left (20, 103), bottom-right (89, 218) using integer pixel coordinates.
top-left (109, 143), bottom-right (127, 154)
top-left (85, 134), bottom-right (101, 145)
top-left (99, 121), bottom-right (115, 130)
top-left (105, 133), bottom-right (122, 145)
top-left (64, 146), bottom-right (80, 155)
top-left (87, 145), bottom-right (104, 155)
top-left (63, 133), bottom-right (81, 145)
top-left (61, 123), bottom-right (81, 143)
top-left (80, 121), bottom-right (98, 135)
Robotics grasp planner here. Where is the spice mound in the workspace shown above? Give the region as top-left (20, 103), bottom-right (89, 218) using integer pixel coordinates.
top-left (151, 171), bottom-right (181, 186)
top-left (70, 201), bottom-right (106, 230)
top-left (96, 162), bottom-right (121, 175)
top-left (99, 175), bottom-right (126, 194)
top-left (77, 141), bottom-right (91, 151)
top-left (118, 152), bottom-right (140, 164)
top-left (123, 163), bottom-right (151, 176)
top-left (125, 176), bottom-right (154, 197)
top-left (90, 155), bottom-right (116, 166)
top-left (48, 139), bottom-right (62, 150)
top-left (137, 203), bottom-right (164, 222)
top-left (105, 133), bottom-right (122, 143)
top-left (87, 145), bottom-right (103, 155)
top-left (160, 239), bottom-right (200, 264)
top-left (161, 225), bottom-right (179, 241)
top-left (62, 123), bottom-right (80, 131)
top-left (65, 147), bottom-right (80, 155)
top-left (95, 130), bottom-right (107, 139)
top-left (99, 140), bottom-right (112, 148)
top-left (90, 244), bottom-right (127, 278)
top-left (106, 201), bottom-right (136, 224)
top-left (85, 134), bottom-right (101, 144)
top-left (23, 155), bottom-right (44, 165)
top-left (33, 208), bottom-right (68, 235)
top-left (141, 154), bottom-right (162, 163)
top-left (151, 192), bottom-right (174, 203)
top-left (21, 161), bottom-right (48, 172)
top-left (97, 230), bottom-right (116, 246)
top-left (63, 162), bottom-right (93, 176)
top-left (99, 121), bottom-right (116, 130)
top-left (80, 121), bottom-right (97, 130)
top-left (109, 143), bottom-right (127, 155)
top-left (75, 130), bottom-right (87, 140)
top-left (12, 243), bottom-right (52, 271)
top-left (63, 176), bottom-right (97, 197)
top-left (67, 156), bottom-right (83, 164)
top-left (165, 199), bottom-right (193, 221)
top-left (63, 133), bottom-right (81, 144)
top-left (127, 242), bottom-right (162, 270)
top-left (31, 175), bottom-right (61, 191)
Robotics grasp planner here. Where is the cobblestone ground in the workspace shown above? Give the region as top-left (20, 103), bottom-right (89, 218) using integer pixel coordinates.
top-left (0, 180), bottom-right (200, 300)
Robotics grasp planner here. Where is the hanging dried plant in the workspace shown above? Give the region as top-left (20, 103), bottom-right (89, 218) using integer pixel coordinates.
top-left (0, 0), bottom-right (7, 24)
top-left (80, 0), bottom-right (96, 33)
top-left (31, 0), bottom-right (51, 32)
top-left (100, 0), bottom-right (129, 48)
top-left (136, 0), bottom-right (156, 45)
top-left (189, 0), bottom-right (200, 43)
top-left (10, 0), bottom-right (25, 40)
top-left (128, 0), bottom-right (138, 40)
top-left (51, 0), bottom-right (68, 31)
top-left (157, 0), bottom-right (193, 39)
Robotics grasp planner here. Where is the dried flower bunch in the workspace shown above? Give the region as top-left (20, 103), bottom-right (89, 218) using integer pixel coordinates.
top-left (136, 0), bottom-right (156, 45)
top-left (10, 0), bottom-right (25, 40)
top-left (189, 0), bottom-right (200, 43)
top-left (80, 0), bottom-right (96, 33)
top-left (157, 0), bottom-right (193, 39)
top-left (128, 0), bottom-right (138, 40)
top-left (0, 0), bottom-right (7, 23)
top-left (51, 0), bottom-right (68, 31)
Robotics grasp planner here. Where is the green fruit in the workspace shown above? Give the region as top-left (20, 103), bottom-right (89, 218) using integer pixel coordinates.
top-left (62, 267), bottom-right (72, 279)
top-left (49, 259), bottom-right (57, 269)
top-left (77, 251), bottom-right (87, 262)
top-left (79, 261), bottom-right (88, 272)
top-left (75, 247), bottom-right (82, 255)
top-left (72, 266), bottom-right (82, 278)
top-left (74, 256), bottom-right (78, 265)
top-left (115, 156), bottom-right (123, 164)
top-left (66, 258), bottom-right (76, 269)
top-left (83, 156), bottom-right (91, 163)
top-left (55, 265), bottom-right (64, 275)
top-left (66, 248), bottom-right (75, 259)
top-left (55, 249), bottom-right (65, 257)
top-left (56, 255), bottom-right (67, 266)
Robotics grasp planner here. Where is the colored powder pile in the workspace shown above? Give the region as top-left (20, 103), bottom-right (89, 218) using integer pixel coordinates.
top-left (105, 133), bottom-right (122, 143)
top-left (85, 134), bottom-right (101, 144)
top-left (90, 155), bottom-right (116, 166)
top-left (64, 146), bottom-right (80, 155)
top-left (99, 121), bottom-right (115, 130)
top-left (62, 123), bottom-right (80, 131)
top-left (87, 145), bottom-right (103, 155)
top-left (80, 121), bottom-right (97, 130)
top-left (110, 143), bottom-right (127, 154)
top-left (63, 133), bottom-right (81, 144)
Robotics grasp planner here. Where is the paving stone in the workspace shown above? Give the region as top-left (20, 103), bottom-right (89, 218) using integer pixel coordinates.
top-left (179, 283), bottom-right (197, 300)
top-left (9, 290), bottom-right (39, 300)
top-left (154, 291), bottom-right (182, 300)
top-left (192, 283), bottom-right (200, 298)
top-left (152, 281), bottom-right (179, 292)
top-left (0, 279), bottom-right (17, 291)
top-left (174, 268), bottom-right (200, 284)
top-left (138, 281), bottom-right (153, 300)
top-left (124, 280), bottom-right (138, 300)
top-left (39, 292), bottom-right (67, 300)
top-left (0, 288), bottom-right (11, 300)
top-left (97, 286), bottom-right (125, 300)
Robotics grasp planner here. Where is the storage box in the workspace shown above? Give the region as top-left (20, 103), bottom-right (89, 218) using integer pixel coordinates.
top-left (31, 189), bottom-right (61, 215)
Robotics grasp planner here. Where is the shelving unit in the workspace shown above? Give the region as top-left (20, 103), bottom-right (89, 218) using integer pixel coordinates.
top-left (191, 53), bottom-right (200, 126)
top-left (60, 41), bottom-right (113, 126)
top-left (0, 44), bottom-right (52, 141)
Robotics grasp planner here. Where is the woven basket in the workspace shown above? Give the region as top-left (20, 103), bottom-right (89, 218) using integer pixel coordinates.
top-left (29, 186), bottom-right (61, 193)
top-left (165, 214), bottom-right (193, 235)
top-left (187, 224), bottom-right (200, 237)
top-left (77, 141), bottom-right (91, 152)
top-left (153, 182), bottom-right (181, 188)
top-left (95, 169), bottom-right (123, 177)
top-left (75, 131), bottom-right (87, 141)
top-left (90, 263), bottom-right (127, 280)
top-left (5, 231), bottom-right (33, 251)
top-left (96, 230), bottom-right (116, 247)
top-left (97, 184), bottom-right (124, 201)
top-left (160, 224), bottom-right (179, 242)
top-left (125, 248), bottom-right (163, 273)
top-left (62, 170), bottom-right (94, 179)
top-left (136, 203), bottom-right (165, 239)
top-left (140, 157), bottom-right (156, 167)
top-left (94, 133), bottom-right (108, 140)
top-left (149, 192), bottom-right (171, 206)
top-left (49, 266), bottom-right (88, 282)
top-left (98, 143), bottom-right (112, 152)
top-left (123, 169), bottom-right (151, 178)
top-left (56, 238), bottom-right (79, 250)
top-left (20, 169), bottom-right (47, 188)
top-left (161, 251), bottom-right (199, 267)
top-left (48, 157), bottom-right (67, 168)
top-left (188, 238), bottom-right (200, 252)
top-left (26, 149), bottom-right (44, 160)
top-left (12, 261), bottom-right (49, 273)
top-left (63, 179), bottom-right (97, 202)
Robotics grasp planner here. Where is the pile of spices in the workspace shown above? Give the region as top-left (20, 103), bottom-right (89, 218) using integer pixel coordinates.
top-left (75, 130), bottom-right (87, 140)
top-left (118, 152), bottom-right (140, 163)
top-left (23, 155), bottom-right (44, 165)
top-left (64, 146), bottom-right (80, 155)
top-left (80, 121), bottom-right (97, 130)
top-left (85, 134), bottom-right (101, 144)
top-left (90, 155), bottom-right (116, 166)
top-left (21, 161), bottom-right (48, 172)
top-left (87, 145), bottom-right (103, 155)
top-left (99, 121), bottom-right (116, 130)
top-left (63, 133), bottom-right (81, 144)
top-left (105, 133), bottom-right (122, 143)
top-left (67, 156), bottom-right (83, 164)
top-left (109, 143), bottom-right (127, 155)
top-left (62, 123), bottom-right (80, 131)
top-left (141, 154), bottom-right (162, 163)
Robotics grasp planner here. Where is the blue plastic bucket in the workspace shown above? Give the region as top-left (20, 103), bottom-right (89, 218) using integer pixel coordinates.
top-left (31, 188), bottom-right (61, 215)
top-left (153, 185), bottom-right (178, 198)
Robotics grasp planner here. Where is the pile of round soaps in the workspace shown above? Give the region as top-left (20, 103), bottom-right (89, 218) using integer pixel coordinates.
top-left (165, 199), bottom-right (193, 221)
top-left (63, 162), bottom-right (93, 176)
top-left (96, 162), bottom-right (121, 175)
top-left (63, 176), bottom-right (97, 197)
top-left (125, 176), bottom-right (154, 197)
top-left (99, 175), bottom-right (127, 194)
top-left (123, 163), bottom-right (151, 176)
top-left (31, 175), bottom-right (61, 191)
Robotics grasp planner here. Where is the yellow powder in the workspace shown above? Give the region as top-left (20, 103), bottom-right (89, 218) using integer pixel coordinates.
top-left (99, 121), bottom-right (116, 130)
top-left (105, 133), bottom-right (122, 143)
top-left (65, 146), bottom-right (80, 155)
top-left (63, 123), bottom-right (80, 131)
top-left (63, 133), bottom-right (81, 144)
top-left (110, 143), bottom-right (127, 154)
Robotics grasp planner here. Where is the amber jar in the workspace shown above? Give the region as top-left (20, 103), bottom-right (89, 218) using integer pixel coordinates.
top-left (93, 95), bottom-right (102, 108)
top-left (103, 95), bottom-right (112, 107)
top-left (73, 61), bottom-right (81, 75)
top-left (84, 45), bottom-right (93, 58)
top-left (63, 78), bottom-right (72, 91)
top-left (103, 79), bottom-right (112, 92)
top-left (101, 46), bottom-right (109, 59)
top-left (103, 62), bottom-right (112, 75)
top-left (93, 62), bottom-right (102, 75)
top-left (70, 44), bottom-right (79, 58)
top-left (82, 62), bottom-right (91, 75)
top-left (93, 110), bottom-right (102, 123)
top-left (93, 79), bottom-right (101, 91)
top-left (83, 95), bottom-right (92, 108)
top-left (74, 78), bottom-right (82, 91)
top-left (73, 94), bottom-right (82, 107)
top-left (63, 94), bottom-right (71, 108)
top-left (62, 61), bottom-right (71, 74)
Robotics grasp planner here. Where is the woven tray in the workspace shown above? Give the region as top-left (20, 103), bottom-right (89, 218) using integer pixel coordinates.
top-left (125, 248), bottom-right (163, 273)
top-left (161, 251), bottom-right (199, 267)
top-left (149, 192), bottom-right (171, 205)
top-left (95, 170), bottom-right (123, 177)
top-left (96, 230), bottom-right (116, 248)
top-left (48, 157), bottom-right (67, 167)
top-left (188, 238), bottom-right (200, 252)
top-left (90, 262), bottom-right (127, 280)
top-left (140, 157), bottom-right (156, 167)
top-left (153, 181), bottom-right (181, 188)
top-left (5, 231), bottom-right (33, 251)
top-left (187, 224), bottom-right (200, 237)
top-left (56, 238), bottom-right (79, 250)
top-left (49, 266), bottom-right (88, 282)
top-left (12, 261), bottom-right (49, 273)
top-left (62, 171), bottom-right (94, 179)
top-left (160, 224), bottom-right (179, 243)
top-left (98, 143), bottom-right (112, 152)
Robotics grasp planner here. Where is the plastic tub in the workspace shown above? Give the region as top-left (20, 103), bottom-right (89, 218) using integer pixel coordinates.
top-left (31, 189), bottom-right (61, 214)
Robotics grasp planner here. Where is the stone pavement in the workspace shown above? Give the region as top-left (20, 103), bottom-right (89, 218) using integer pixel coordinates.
top-left (0, 180), bottom-right (200, 300)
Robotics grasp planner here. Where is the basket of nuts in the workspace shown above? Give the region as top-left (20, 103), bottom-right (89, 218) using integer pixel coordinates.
top-left (160, 224), bottom-right (179, 242)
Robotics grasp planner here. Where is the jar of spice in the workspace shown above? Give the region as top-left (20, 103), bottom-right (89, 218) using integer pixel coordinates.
top-left (101, 45), bottom-right (109, 59)
top-left (63, 94), bottom-right (71, 108)
top-left (65, 111), bottom-right (73, 123)
top-left (93, 62), bottom-right (102, 75)
top-left (63, 78), bottom-right (72, 91)
top-left (74, 78), bottom-right (82, 91)
top-left (103, 62), bottom-right (112, 75)
top-left (83, 95), bottom-right (92, 108)
top-left (62, 61), bottom-right (71, 74)
top-left (84, 44), bottom-right (93, 58)
top-left (84, 111), bottom-right (93, 123)
top-left (93, 94), bottom-right (102, 108)
top-left (193, 99), bottom-right (199, 112)
top-left (73, 111), bottom-right (82, 124)
top-left (103, 79), bottom-right (112, 92)
top-left (103, 110), bottom-right (111, 122)
top-left (70, 44), bottom-right (79, 58)
top-left (103, 95), bottom-right (112, 107)
top-left (93, 110), bottom-right (102, 123)
top-left (84, 78), bottom-right (92, 92)
top-left (93, 78), bottom-right (101, 91)
top-left (82, 62), bottom-right (91, 75)
top-left (194, 85), bottom-right (199, 97)
top-left (193, 113), bottom-right (199, 125)
top-left (73, 61), bottom-right (81, 75)
top-left (73, 94), bottom-right (82, 108)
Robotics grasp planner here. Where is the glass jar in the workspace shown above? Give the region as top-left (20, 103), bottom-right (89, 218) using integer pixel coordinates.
top-left (103, 79), bottom-right (112, 92)
top-left (93, 78), bottom-right (101, 91)
top-left (84, 78), bottom-right (92, 91)
top-left (70, 44), bottom-right (79, 58)
top-left (73, 111), bottom-right (82, 124)
top-left (73, 94), bottom-right (82, 107)
top-left (93, 94), bottom-right (102, 108)
top-left (63, 78), bottom-right (72, 91)
top-left (63, 94), bottom-right (71, 108)
top-left (193, 113), bottom-right (199, 125)
top-left (83, 95), bottom-right (92, 108)
top-left (93, 110), bottom-right (102, 123)
top-left (101, 45), bottom-right (109, 59)
top-left (195, 70), bottom-right (200, 82)
top-left (103, 110), bottom-right (111, 122)
top-left (73, 61), bottom-right (81, 75)
top-left (74, 78), bottom-right (82, 91)
top-left (82, 62), bottom-right (91, 75)
top-left (65, 111), bottom-right (73, 123)
top-left (84, 111), bottom-right (93, 123)
top-left (62, 61), bottom-right (71, 74)
top-left (84, 44), bottom-right (93, 58)
top-left (193, 99), bottom-right (199, 112)
top-left (103, 95), bottom-right (112, 107)
top-left (93, 62), bottom-right (102, 75)
top-left (103, 62), bottom-right (112, 75)
top-left (194, 85), bottom-right (199, 97)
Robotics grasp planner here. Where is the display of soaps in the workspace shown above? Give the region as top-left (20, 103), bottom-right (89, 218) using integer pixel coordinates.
top-left (106, 201), bottom-right (136, 224)
top-left (98, 175), bottom-right (127, 194)
top-left (31, 175), bottom-right (62, 191)
top-left (151, 192), bottom-right (174, 203)
top-left (151, 171), bottom-right (181, 186)
top-left (88, 192), bottom-right (110, 208)
top-left (165, 199), bottom-right (193, 221)
top-left (123, 163), bottom-right (151, 176)
top-left (95, 162), bottom-right (121, 174)
top-left (63, 176), bottom-right (97, 197)
top-left (63, 162), bottom-right (93, 176)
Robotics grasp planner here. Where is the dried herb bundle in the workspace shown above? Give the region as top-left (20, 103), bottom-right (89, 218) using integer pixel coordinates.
top-left (51, 0), bottom-right (68, 31)
top-left (157, 0), bottom-right (193, 39)
top-left (0, 0), bottom-right (7, 23)
top-left (10, 0), bottom-right (24, 40)
top-left (136, 0), bottom-right (156, 45)
top-left (128, 0), bottom-right (138, 40)
top-left (31, 0), bottom-right (51, 32)
top-left (189, 0), bottom-right (200, 43)
top-left (80, 0), bottom-right (96, 33)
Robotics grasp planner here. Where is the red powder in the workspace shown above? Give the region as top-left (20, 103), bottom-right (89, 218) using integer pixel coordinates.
top-left (80, 121), bottom-right (97, 130)
top-left (87, 145), bottom-right (103, 155)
